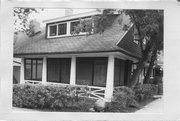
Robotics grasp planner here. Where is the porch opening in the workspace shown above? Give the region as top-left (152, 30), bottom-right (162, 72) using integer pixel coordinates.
top-left (47, 58), bottom-right (71, 83)
top-left (76, 57), bottom-right (108, 87)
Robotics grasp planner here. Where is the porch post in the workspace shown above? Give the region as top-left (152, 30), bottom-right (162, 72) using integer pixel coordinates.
top-left (105, 55), bottom-right (115, 101)
top-left (70, 56), bottom-right (76, 85)
top-left (42, 57), bottom-right (47, 84)
top-left (20, 58), bottom-right (25, 84)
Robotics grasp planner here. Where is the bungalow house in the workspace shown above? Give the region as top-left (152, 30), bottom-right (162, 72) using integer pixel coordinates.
top-left (14, 10), bottom-right (142, 101)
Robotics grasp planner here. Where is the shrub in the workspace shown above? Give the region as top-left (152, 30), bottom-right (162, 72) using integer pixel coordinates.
top-left (157, 83), bottom-right (163, 95)
top-left (133, 84), bottom-right (158, 102)
top-left (13, 84), bottom-right (94, 111)
top-left (105, 86), bottom-right (137, 112)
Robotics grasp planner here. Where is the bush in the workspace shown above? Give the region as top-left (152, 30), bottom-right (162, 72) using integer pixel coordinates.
top-left (157, 83), bottom-right (163, 95)
top-left (13, 84), bottom-right (94, 111)
top-left (133, 84), bottom-right (158, 102)
top-left (105, 86), bottom-right (137, 112)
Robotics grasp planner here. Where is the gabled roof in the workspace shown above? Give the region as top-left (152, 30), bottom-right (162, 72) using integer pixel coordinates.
top-left (14, 14), bottom-right (142, 59)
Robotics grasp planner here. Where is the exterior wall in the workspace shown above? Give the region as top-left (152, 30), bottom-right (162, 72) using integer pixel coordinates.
top-left (13, 66), bottom-right (20, 84)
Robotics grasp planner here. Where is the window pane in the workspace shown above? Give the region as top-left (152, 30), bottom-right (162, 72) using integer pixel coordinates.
top-left (60, 59), bottom-right (70, 84)
top-left (70, 21), bottom-right (80, 33)
top-left (58, 23), bottom-right (67, 35)
top-left (93, 60), bottom-right (107, 87)
top-left (76, 58), bottom-right (93, 86)
top-left (25, 59), bottom-right (31, 80)
top-left (32, 60), bottom-right (37, 79)
top-left (37, 60), bottom-right (43, 80)
top-left (49, 25), bottom-right (57, 36)
top-left (47, 59), bottom-right (60, 83)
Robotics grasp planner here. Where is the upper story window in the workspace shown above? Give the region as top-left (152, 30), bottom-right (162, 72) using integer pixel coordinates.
top-left (49, 25), bottom-right (57, 36)
top-left (47, 17), bottom-right (92, 38)
top-left (58, 23), bottom-right (67, 35)
top-left (70, 21), bottom-right (80, 34)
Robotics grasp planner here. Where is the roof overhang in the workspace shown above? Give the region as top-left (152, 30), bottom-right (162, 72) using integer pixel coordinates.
top-left (14, 50), bottom-right (140, 62)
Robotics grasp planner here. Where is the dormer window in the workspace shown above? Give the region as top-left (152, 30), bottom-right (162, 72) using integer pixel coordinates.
top-left (70, 21), bottom-right (80, 34)
top-left (47, 17), bottom-right (92, 38)
top-left (49, 25), bottom-right (57, 36)
top-left (58, 23), bottom-right (67, 35)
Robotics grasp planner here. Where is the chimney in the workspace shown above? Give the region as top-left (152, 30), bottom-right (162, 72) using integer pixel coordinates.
top-left (65, 9), bottom-right (73, 16)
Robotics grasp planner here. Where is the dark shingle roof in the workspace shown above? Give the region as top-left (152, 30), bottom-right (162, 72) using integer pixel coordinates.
top-left (14, 14), bottom-right (142, 59)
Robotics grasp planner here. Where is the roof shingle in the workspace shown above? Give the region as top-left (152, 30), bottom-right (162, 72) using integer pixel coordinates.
top-left (14, 14), bottom-right (142, 59)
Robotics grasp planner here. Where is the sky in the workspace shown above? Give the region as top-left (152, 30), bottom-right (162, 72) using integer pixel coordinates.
top-left (30, 9), bottom-right (95, 27)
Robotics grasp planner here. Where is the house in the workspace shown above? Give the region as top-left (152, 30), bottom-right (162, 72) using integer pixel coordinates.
top-left (14, 10), bottom-right (142, 101)
top-left (13, 58), bottom-right (21, 84)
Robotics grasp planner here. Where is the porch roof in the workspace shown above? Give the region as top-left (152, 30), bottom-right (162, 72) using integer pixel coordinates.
top-left (14, 15), bottom-right (142, 59)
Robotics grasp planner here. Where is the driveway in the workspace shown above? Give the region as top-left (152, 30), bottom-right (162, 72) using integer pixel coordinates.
top-left (135, 97), bottom-right (163, 113)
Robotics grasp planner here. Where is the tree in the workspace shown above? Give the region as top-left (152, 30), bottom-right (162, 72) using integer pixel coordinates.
top-left (125, 10), bottom-right (163, 87)
top-left (14, 7), bottom-right (39, 35)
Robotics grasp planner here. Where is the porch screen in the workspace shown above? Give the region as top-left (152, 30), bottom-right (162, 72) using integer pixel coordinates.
top-left (47, 58), bottom-right (70, 83)
top-left (114, 58), bottom-right (125, 87)
top-left (76, 59), bottom-right (93, 85)
top-left (76, 57), bottom-right (107, 87)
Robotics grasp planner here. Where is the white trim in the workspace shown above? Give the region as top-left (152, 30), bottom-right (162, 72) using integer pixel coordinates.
top-left (20, 58), bottom-right (25, 84)
top-left (47, 18), bottom-right (92, 39)
top-left (105, 55), bottom-right (115, 101)
top-left (16, 51), bottom-right (139, 62)
top-left (42, 57), bottom-right (47, 84)
top-left (70, 56), bottom-right (76, 85)
top-left (47, 22), bottom-right (68, 38)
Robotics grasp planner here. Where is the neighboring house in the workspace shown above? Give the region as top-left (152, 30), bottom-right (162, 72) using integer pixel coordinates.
top-left (13, 58), bottom-right (21, 84)
top-left (14, 10), bottom-right (142, 101)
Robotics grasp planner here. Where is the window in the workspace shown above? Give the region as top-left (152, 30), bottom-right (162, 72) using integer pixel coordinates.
top-left (25, 59), bottom-right (43, 81)
top-left (58, 23), bottom-right (67, 35)
top-left (70, 21), bottom-right (80, 34)
top-left (76, 57), bottom-right (107, 87)
top-left (114, 59), bottom-right (125, 87)
top-left (49, 25), bottom-right (57, 36)
top-left (47, 58), bottom-right (71, 84)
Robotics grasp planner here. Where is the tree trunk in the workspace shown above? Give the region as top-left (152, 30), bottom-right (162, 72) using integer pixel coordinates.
top-left (144, 48), bottom-right (158, 84)
top-left (129, 59), bottom-right (147, 88)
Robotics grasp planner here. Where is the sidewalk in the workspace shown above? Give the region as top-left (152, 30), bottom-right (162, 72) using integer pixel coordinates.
top-left (12, 107), bottom-right (41, 112)
top-left (135, 97), bottom-right (163, 113)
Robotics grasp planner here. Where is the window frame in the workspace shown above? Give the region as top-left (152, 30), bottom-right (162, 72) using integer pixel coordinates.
top-left (58, 23), bottom-right (67, 35)
top-left (24, 58), bottom-right (43, 81)
top-left (47, 22), bottom-right (68, 38)
top-left (47, 17), bottom-right (93, 38)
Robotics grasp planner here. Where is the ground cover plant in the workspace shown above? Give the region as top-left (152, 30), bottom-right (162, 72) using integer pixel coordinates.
top-left (13, 83), bottom-right (160, 112)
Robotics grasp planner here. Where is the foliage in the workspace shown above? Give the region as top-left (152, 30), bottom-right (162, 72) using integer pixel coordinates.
top-left (71, 9), bottom-right (117, 35)
top-left (157, 83), bottom-right (163, 95)
top-left (72, 9), bottom-right (163, 87)
top-left (124, 10), bottom-right (164, 87)
top-left (14, 8), bottom-right (40, 35)
top-left (133, 84), bottom-right (158, 102)
top-left (13, 84), bottom-right (95, 111)
top-left (104, 86), bottom-right (137, 112)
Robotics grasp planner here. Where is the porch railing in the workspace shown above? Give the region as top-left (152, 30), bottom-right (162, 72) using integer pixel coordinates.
top-left (24, 80), bottom-right (106, 100)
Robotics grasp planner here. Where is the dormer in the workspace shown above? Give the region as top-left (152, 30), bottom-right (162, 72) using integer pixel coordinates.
top-left (43, 10), bottom-right (102, 39)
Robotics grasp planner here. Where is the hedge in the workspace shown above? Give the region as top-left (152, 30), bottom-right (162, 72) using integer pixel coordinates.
top-left (105, 86), bottom-right (137, 112)
top-left (133, 84), bottom-right (158, 102)
top-left (13, 84), bottom-right (95, 111)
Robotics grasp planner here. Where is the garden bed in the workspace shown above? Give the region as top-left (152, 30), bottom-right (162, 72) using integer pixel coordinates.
top-left (13, 83), bottom-right (162, 112)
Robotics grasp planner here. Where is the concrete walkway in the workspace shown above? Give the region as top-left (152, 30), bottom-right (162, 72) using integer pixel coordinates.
top-left (135, 97), bottom-right (163, 113)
